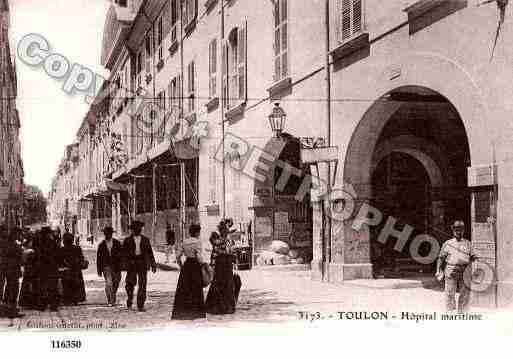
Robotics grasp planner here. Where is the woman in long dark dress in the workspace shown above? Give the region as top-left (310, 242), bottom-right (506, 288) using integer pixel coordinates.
top-left (59, 234), bottom-right (86, 305)
top-left (172, 224), bottom-right (212, 320)
top-left (205, 231), bottom-right (237, 314)
top-left (19, 236), bottom-right (38, 309)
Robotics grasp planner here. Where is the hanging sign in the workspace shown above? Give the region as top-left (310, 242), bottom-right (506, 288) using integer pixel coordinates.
top-left (301, 146), bottom-right (339, 164)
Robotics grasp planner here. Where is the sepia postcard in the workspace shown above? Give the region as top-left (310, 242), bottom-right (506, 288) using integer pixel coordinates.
top-left (1, 0), bottom-right (513, 355)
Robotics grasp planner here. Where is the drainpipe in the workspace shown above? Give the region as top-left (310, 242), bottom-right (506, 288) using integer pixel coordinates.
top-left (324, 0), bottom-right (332, 281)
top-left (180, 0), bottom-right (186, 242)
top-left (221, 0), bottom-right (226, 219)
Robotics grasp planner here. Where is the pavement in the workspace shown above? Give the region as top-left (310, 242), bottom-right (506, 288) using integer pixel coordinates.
top-left (0, 247), bottom-right (502, 330)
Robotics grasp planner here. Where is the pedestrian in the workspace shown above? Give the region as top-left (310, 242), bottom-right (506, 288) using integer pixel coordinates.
top-left (97, 226), bottom-right (122, 306)
top-left (123, 220), bottom-right (156, 312)
top-left (59, 232), bottom-right (87, 306)
top-left (0, 225), bottom-right (8, 305)
top-left (436, 220), bottom-right (476, 313)
top-left (19, 236), bottom-right (38, 309)
top-left (35, 226), bottom-right (60, 312)
top-left (165, 222), bottom-right (176, 264)
top-left (205, 230), bottom-right (239, 315)
top-left (0, 229), bottom-right (24, 318)
top-left (172, 223), bottom-right (212, 320)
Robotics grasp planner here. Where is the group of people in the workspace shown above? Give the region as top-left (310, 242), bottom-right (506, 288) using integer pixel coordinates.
top-left (0, 225), bottom-right (87, 318)
top-left (1, 216), bottom-right (242, 320)
top-left (96, 218), bottom-right (241, 319)
top-left (96, 220), bottom-right (156, 311)
top-left (172, 219), bottom-right (241, 320)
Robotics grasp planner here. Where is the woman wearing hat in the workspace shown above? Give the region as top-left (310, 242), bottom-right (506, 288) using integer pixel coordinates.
top-left (205, 224), bottom-right (238, 315)
top-left (172, 223), bottom-right (212, 320)
top-left (59, 232), bottom-right (87, 306)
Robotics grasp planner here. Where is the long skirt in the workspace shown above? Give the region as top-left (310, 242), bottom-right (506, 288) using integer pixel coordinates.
top-left (206, 254), bottom-right (238, 315)
top-left (61, 269), bottom-right (86, 305)
top-left (172, 258), bottom-right (206, 320)
top-left (19, 274), bottom-right (38, 309)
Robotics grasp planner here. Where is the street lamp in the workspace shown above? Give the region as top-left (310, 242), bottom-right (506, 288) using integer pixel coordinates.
top-left (268, 103), bottom-right (286, 137)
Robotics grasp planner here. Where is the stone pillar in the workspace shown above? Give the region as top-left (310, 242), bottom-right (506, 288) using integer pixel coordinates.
top-left (310, 201), bottom-right (324, 280)
top-left (328, 183), bottom-right (373, 281)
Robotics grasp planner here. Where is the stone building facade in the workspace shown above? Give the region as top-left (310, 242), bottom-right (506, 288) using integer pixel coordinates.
top-left (0, 0), bottom-right (24, 229)
top-left (47, 0), bottom-right (513, 306)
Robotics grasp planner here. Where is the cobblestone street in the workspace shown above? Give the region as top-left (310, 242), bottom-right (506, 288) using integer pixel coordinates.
top-left (0, 249), bottom-right (467, 331)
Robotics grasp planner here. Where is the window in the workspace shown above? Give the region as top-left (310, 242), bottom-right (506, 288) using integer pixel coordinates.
top-left (339, 0), bottom-right (363, 42)
top-left (222, 22), bottom-right (247, 109)
top-left (208, 145), bottom-right (217, 203)
top-left (124, 62), bottom-right (129, 98)
top-left (157, 16), bottom-right (164, 63)
top-left (115, 0), bottom-right (128, 7)
top-left (132, 114), bottom-right (144, 155)
top-left (183, 0), bottom-right (197, 28)
top-left (187, 61), bottom-right (196, 114)
top-left (168, 74), bottom-right (182, 117)
top-left (209, 39), bottom-right (217, 99)
top-left (273, 0), bottom-right (288, 83)
top-left (156, 90), bottom-right (166, 141)
top-left (136, 51), bottom-right (142, 89)
top-left (145, 33), bottom-right (153, 74)
top-left (171, 0), bottom-right (179, 44)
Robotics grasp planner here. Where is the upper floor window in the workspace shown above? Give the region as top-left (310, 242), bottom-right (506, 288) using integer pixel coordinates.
top-left (145, 33), bottom-right (153, 74)
top-left (136, 51), bottom-right (143, 89)
top-left (339, 0), bottom-right (364, 42)
top-left (170, 0), bottom-right (179, 44)
top-left (209, 38), bottom-right (217, 99)
top-left (222, 22), bottom-right (247, 109)
top-left (273, 0), bottom-right (288, 83)
top-left (187, 61), bottom-right (196, 114)
top-left (157, 15), bottom-right (164, 63)
top-left (183, 0), bottom-right (197, 28)
top-left (168, 74), bottom-right (182, 115)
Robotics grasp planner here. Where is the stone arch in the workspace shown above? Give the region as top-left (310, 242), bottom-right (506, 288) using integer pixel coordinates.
top-left (371, 135), bottom-right (452, 188)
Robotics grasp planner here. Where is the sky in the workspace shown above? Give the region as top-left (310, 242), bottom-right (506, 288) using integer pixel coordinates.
top-left (9, 0), bottom-right (110, 194)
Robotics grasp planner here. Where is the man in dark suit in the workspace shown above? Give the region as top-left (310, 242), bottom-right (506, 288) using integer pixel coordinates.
top-left (123, 221), bottom-right (156, 311)
top-left (97, 226), bottom-right (122, 307)
top-left (0, 228), bottom-right (24, 318)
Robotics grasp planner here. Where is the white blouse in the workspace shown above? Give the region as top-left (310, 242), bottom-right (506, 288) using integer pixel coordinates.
top-left (176, 236), bottom-right (212, 264)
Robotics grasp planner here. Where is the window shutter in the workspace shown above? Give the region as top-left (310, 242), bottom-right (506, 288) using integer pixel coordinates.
top-left (192, 0), bottom-right (197, 23)
top-left (222, 40), bottom-right (229, 108)
top-left (238, 21), bottom-right (247, 103)
top-left (163, 0), bottom-right (172, 38)
top-left (178, 74), bottom-right (182, 116)
top-left (171, 79), bottom-right (175, 112)
top-left (182, 0), bottom-right (188, 26)
top-left (209, 39), bottom-right (217, 98)
top-left (341, 0), bottom-right (351, 40)
top-left (353, 0), bottom-right (362, 34)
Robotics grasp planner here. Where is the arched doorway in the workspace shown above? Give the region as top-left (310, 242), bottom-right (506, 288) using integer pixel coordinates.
top-left (252, 134), bottom-right (313, 266)
top-left (371, 152), bottom-right (433, 276)
top-left (344, 86), bottom-right (471, 278)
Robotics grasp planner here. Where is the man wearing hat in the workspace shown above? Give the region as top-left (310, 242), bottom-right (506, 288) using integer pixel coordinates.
top-left (97, 226), bottom-right (122, 306)
top-left (436, 220), bottom-right (476, 312)
top-left (123, 220), bottom-right (156, 311)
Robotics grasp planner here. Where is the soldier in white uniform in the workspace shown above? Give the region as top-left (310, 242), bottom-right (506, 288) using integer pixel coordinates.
top-left (436, 220), bottom-right (476, 312)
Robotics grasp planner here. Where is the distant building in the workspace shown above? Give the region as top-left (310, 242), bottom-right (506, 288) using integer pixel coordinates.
top-left (0, 0), bottom-right (24, 229)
